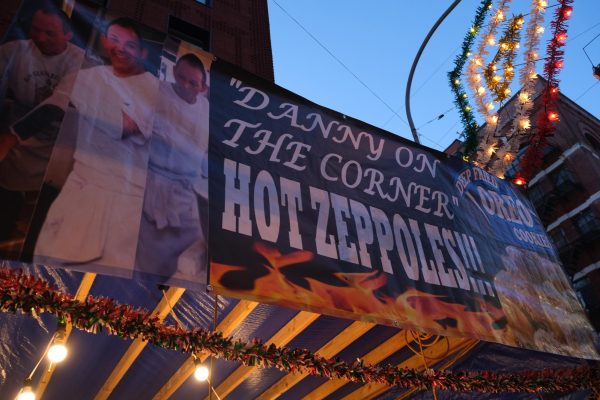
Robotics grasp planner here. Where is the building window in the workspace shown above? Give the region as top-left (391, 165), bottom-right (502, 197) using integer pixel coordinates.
top-left (550, 168), bottom-right (578, 195)
top-left (576, 209), bottom-right (599, 235)
top-left (526, 184), bottom-right (545, 208)
top-left (550, 227), bottom-right (569, 250)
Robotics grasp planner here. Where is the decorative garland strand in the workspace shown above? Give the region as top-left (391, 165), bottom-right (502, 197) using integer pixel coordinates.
top-left (482, 15), bottom-right (524, 103)
top-left (518, 0), bottom-right (573, 181)
top-left (1, 268), bottom-right (599, 394)
top-left (467, 0), bottom-right (513, 122)
top-left (448, 0), bottom-right (493, 157)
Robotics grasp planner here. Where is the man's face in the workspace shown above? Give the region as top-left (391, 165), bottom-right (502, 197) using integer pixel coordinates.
top-left (173, 60), bottom-right (206, 103)
top-left (30, 11), bottom-right (72, 56)
top-left (102, 24), bottom-right (146, 76)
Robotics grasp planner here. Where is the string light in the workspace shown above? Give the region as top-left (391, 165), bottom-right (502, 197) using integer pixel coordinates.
top-left (47, 324), bottom-right (68, 363)
top-left (513, 177), bottom-right (527, 186)
top-left (562, 5), bottom-right (573, 18)
top-left (548, 111), bottom-right (559, 121)
top-left (194, 358), bottom-right (210, 382)
top-left (16, 379), bottom-right (35, 400)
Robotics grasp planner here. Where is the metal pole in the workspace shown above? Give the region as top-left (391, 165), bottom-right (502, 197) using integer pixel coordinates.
top-left (405, 0), bottom-right (462, 143)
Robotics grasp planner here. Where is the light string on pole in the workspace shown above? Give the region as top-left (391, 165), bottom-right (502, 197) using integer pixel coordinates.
top-left (517, 0), bottom-right (574, 183)
top-left (467, 0), bottom-right (513, 127)
top-left (448, 0), bottom-right (494, 157)
top-left (482, 0), bottom-right (547, 178)
top-left (475, 15), bottom-right (524, 175)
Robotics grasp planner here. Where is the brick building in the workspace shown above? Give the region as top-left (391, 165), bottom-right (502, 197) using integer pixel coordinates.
top-left (447, 78), bottom-right (600, 330)
top-left (0, 0), bottom-right (274, 81)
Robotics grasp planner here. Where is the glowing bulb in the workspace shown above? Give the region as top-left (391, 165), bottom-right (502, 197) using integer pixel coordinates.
top-left (464, 106), bottom-right (471, 112)
top-left (474, 73), bottom-right (481, 82)
top-left (454, 79), bottom-right (460, 85)
top-left (513, 177), bottom-right (526, 186)
top-left (555, 61), bottom-right (564, 69)
top-left (519, 91), bottom-right (530, 103)
top-left (493, 75), bottom-right (501, 82)
top-left (517, 18), bottom-right (524, 25)
top-left (470, 27), bottom-right (476, 34)
top-left (530, 71), bottom-right (537, 79)
top-left (539, 0), bottom-right (548, 7)
top-left (477, 86), bottom-right (486, 96)
top-left (47, 342), bottom-right (67, 363)
top-left (506, 66), bottom-right (513, 73)
top-left (487, 36), bottom-right (496, 46)
top-left (515, 43), bottom-right (520, 49)
top-left (487, 115), bottom-right (499, 125)
top-left (550, 87), bottom-right (559, 95)
top-left (487, 146), bottom-right (496, 155)
top-left (519, 118), bottom-right (531, 130)
top-left (194, 365), bottom-right (209, 382)
top-left (504, 88), bottom-right (511, 96)
top-left (536, 26), bottom-right (545, 34)
top-left (500, 42), bottom-right (509, 50)
top-left (496, 11), bottom-right (504, 21)
top-left (486, 102), bottom-right (495, 111)
top-left (562, 6), bottom-right (573, 18)
top-left (462, 93), bottom-right (468, 98)
top-left (466, 52), bottom-right (472, 57)
top-left (556, 33), bottom-right (567, 43)
top-left (47, 324), bottom-right (68, 363)
top-left (548, 111), bottom-right (559, 121)
top-left (17, 379), bottom-right (35, 400)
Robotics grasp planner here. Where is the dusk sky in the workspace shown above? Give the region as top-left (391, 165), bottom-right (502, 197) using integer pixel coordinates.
top-left (268, 1), bottom-right (600, 152)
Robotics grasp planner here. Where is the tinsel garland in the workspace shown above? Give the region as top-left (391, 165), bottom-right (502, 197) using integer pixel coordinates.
top-left (467, 0), bottom-right (512, 124)
top-left (1, 267), bottom-right (599, 394)
top-left (518, 0), bottom-right (573, 181)
top-left (474, 14), bottom-right (524, 175)
top-left (448, 0), bottom-right (493, 157)
top-left (482, 15), bottom-right (524, 103)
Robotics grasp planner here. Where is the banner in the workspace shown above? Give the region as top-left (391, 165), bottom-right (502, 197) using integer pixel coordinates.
top-left (207, 62), bottom-right (598, 359)
top-left (0, 0), bottom-right (209, 289)
top-left (0, 0), bottom-right (597, 359)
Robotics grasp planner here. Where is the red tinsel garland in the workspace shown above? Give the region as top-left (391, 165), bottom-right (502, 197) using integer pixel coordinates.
top-left (518, 0), bottom-right (574, 181)
top-left (0, 267), bottom-right (599, 394)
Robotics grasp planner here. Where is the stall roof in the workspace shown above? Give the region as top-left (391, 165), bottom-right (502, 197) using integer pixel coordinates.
top-left (0, 261), bottom-right (595, 400)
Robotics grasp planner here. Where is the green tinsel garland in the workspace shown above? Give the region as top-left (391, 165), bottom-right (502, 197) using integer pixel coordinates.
top-left (448, 0), bottom-right (493, 157)
top-left (1, 267), bottom-right (598, 394)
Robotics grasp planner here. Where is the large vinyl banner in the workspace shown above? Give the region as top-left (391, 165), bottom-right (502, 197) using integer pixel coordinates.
top-left (207, 62), bottom-right (598, 359)
top-left (1, 0), bottom-right (597, 359)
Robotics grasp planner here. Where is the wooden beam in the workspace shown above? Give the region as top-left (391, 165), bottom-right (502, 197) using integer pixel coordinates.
top-left (256, 321), bottom-right (375, 400)
top-left (93, 286), bottom-right (186, 400)
top-left (205, 311), bottom-right (320, 400)
top-left (343, 337), bottom-right (478, 400)
top-left (152, 299), bottom-right (259, 400)
top-left (301, 329), bottom-right (409, 400)
top-left (37, 272), bottom-right (97, 399)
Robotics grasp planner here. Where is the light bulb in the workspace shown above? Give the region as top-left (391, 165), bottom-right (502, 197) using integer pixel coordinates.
top-left (47, 325), bottom-right (68, 363)
top-left (477, 86), bottom-right (485, 96)
top-left (194, 365), bottom-right (209, 382)
top-left (536, 26), bottom-right (544, 34)
top-left (17, 379), bottom-right (35, 400)
top-left (47, 342), bottom-right (68, 363)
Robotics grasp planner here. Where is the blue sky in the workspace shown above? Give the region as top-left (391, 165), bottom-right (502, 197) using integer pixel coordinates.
top-left (267, 1), bottom-right (600, 152)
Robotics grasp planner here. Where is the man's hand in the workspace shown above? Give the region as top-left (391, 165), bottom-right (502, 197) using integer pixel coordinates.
top-left (0, 133), bottom-right (18, 162)
top-left (122, 111), bottom-right (143, 139)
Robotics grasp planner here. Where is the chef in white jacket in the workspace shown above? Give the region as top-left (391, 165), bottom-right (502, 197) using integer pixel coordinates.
top-left (34, 18), bottom-right (158, 272)
top-left (135, 53), bottom-right (209, 284)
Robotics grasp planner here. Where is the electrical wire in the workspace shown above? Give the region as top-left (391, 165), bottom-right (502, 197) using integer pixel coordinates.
top-left (574, 81), bottom-right (600, 101)
top-left (270, 0), bottom-right (409, 127)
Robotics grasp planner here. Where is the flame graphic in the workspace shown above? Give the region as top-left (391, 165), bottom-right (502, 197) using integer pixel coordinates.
top-left (211, 243), bottom-right (510, 343)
